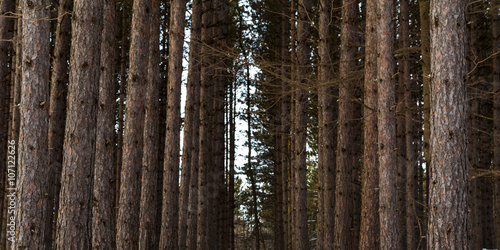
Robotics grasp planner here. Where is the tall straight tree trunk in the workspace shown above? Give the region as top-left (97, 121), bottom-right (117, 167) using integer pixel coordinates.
top-left (185, 0), bottom-right (202, 249)
top-left (377, 0), bottom-right (401, 248)
top-left (197, 0), bottom-right (215, 248)
top-left (15, 0), bottom-right (52, 247)
top-left (48, 0), bottom-right (72, 245)
top-left (294, 0), bottom-right (311, 248)
top-left (160, 0), bottom-right (186, 249)
top-left (335, 0), bottom-right (358, 248)
top-left (229, 77), bottom-right (236, 250)
top-left (92, 0), bottom-right (117, 247)
top-left (116, 0), bottom-right (151, 246)
top-left (317, 0), bottom-right (335, 248)
top-left (427, 0), bottom-right (468, 248)
top-left (359, 0), bottom-right (379, 247)
top-left (493, 0), bottom-right (500, 247)
top-left (138, 0), bottom-right (161, 248)
top-left (55, 0), bottom-right (103, 247)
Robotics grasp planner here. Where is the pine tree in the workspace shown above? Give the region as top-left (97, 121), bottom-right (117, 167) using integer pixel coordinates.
top-left (427, 0), bottom-right (468, 248)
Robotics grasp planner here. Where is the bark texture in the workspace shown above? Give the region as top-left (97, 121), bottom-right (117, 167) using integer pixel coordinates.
top-left (359, 0), bottom-right (379, 247)
top-left (493, 0), bottom-right (500, 248)
top-left (294, 0), bottom-right (311, 248)
top-left (116, 0), bottom-right (151, 246)
top-left (15, 0), bottom-right (52, 247)
top-left (377, 0), bottom-right (401, 248)
top-left (55, 0), bottom-right (103, 247)
top-left (427, 0), bottom-right (468, 248)
top-left (335, 0), bottom-right (358, 248)
top-left (160, 0), bottom-right (186, 249)
top-left (92, 0), bottom-right (117, 248)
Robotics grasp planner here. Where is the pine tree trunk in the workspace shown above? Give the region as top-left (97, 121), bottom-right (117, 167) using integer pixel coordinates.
top-left (185, 1), bottom-right (202, 249)
top-left (197, 0), bottom-right (215, 248)
top-left (92, 0), bottom-right (117, 248)
top-left (493, 0), bottom-right (500, 247)
top-left (160, 0), bottom-right (186, 249)
top-left (229, 78), bottom-right (236, 250)
top-left (377, 0), bottom-right (401, 248)
top-left (116, 0), bottom-right (151, 246)
top-left (427, 0), bottom-right (468, 248)
top-left (335, 0), bottom-right (358, 248)
top-left (138, 0), bottom-right (161, 248)
top-left (15, 0), bottom-right (52, 247)
top-left (55, 0), bottom-right (103, 247)
top-left (359, 0), bottom-right (379, 247)
top-left (294, 0), bottom-right (311, 248)
top-left (317, 0), bottom-right (335, 247)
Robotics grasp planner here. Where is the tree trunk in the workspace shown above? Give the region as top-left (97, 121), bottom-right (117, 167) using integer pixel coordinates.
top-left (116, 0), bottom-right (151, 246)
top-left (335, 0), bottom-right (358, 248)
top-left (377, 0), bottom-right (401, 248)
top-left (427, 0), bottom-right (468, 248)
top-left (160, 0), bottom-right (186, 249)
top-left (92, 0), bottom-right (117, 248)
top-left (138, 0), bottom-right (161, 248)
top-left (185, 1), bottom-right (202, 249)
top-left (15, 0), bottom-right (52, 247)
top-left (359, 0), bottom-right (379, 247)
top-left (294, 0), bottom-right (311, 248)
top-left (55, 0), bottom-right (103, 247)
top-left (317, 0), bottom-right (336, 248)
top-left (493, 0), bottom-right (500, 247)
top-left (197, 0), bottom-right (215, 248)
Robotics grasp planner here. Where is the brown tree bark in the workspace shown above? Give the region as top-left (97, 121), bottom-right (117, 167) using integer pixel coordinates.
top-left (493, 0), bottom-right (500, 247)
top-left (185, 1), bottom-right (202, 249)
top-left (377, 0), bottom-right (401, 248)
top-left (196, 0), bottom-right (215, 248)
top-left (427, 0), bottom-right (468, 248)
top-left (160, 0), bottom-right (186, 249)
top-left (92, 0), bottom-right (117, 248)
top-left (293, 0), bottom-right (311, 248)
top-left (48, 0), bottom-right (72, 241)
top-left (335, 0), bottom-right (358, 248)
top-left (138, 0), bottom-right (161, 248)
top-left (359, 0), bottom-right (379, 247)
top-left (55, 0), bottom-right (103, 247)
top-left (116, 0), bottom-right (151, 246)
top-left (317, 0), bottom-right (336, 248)
top-left (15, 0), bottom-right (52, 247)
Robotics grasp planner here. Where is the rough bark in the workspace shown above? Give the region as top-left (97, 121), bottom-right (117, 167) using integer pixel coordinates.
top-left (92, 0), bottom-right (117, 248)
top-left (335, 0), bottom-right (358, 248)
top-left (185, 0), bottom-right (202, 249)
top-left (359, 0), bottom-right (379, 247)
top-left (15, 0), bottom-right (51, 247)
top-left (196, 0), bottom-right (215, 248)
top-left (55, 0), bottom-right (103, 247)
top-left (293, 0), bottom-right (311, 248)
top-left (377, 0), bottom-right (401, 248)
top-left (427, 0), bottom-right (468, 248)
top-left (493, 0), bottom-right (500, 247)
top-left (116, 0), bottom-right (151, 246)
top-left (317, 0), bottom-right (335, 248)
top-left (138, 0), bottom-right (161, 248)
top-left (160, 0), bottom-right (186, 249)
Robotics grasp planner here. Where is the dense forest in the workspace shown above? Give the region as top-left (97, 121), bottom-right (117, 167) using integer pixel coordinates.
top-left (0, 0), bottom-right (499, 249)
